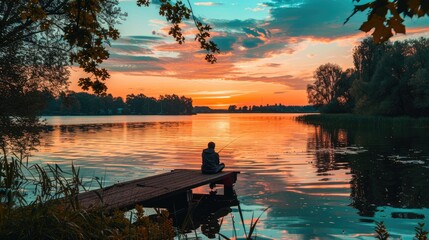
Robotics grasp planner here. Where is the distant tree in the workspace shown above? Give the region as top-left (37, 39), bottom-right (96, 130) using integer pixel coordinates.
top-left (353, 38), bottom-right (389, 84)
top-left (307, 63), bottom-right (343, 108)
top-left (100, 94), bottom-right (113, 114)
top-left (113, 97), bottom-right (127, 114)
top-left (337, 68), bottom-right (356, 108)
top-left (146, 97), bottom-right (161, 114)
top-left (43, 93), bottom-right (62, 115)
top-left (312, 37), bottom-right (429, 117)
top-left (323, 68), bottom-right (356, 113)
top-left (406, 38), bottom-right (429, 116)
top-left (61, 93), bottom-right (82, 114)
top-left (365, 41), bottom-right (411, 116)
top-left (350, 38), bottom-right (390, 113)
top-left (228, 105), bottom-right (237, 112)
top-left (180, 95), bottom-right (193, 114)
top-left (127, 94), bottom-right (148, 114)
top-left (159, 94), bottom-right (192, 115)
top-left (407, 38), bottom-right (429, 70)
top-left (351, 38), bottom-right (429, 116)
top-left (42, 92), bottom-right (193, 115)
top-left (409, 68), bottom-right (429, 115)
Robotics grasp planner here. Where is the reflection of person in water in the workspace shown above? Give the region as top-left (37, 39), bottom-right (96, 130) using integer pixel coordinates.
top-left (201, 142), bottom-right (225, 174)
top-left (201, 213), bottom-right (220, 239)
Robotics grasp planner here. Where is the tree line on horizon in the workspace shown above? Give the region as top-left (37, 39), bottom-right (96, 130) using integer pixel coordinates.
top-left (42, 92), bottom-right (193, 115)
top-left (225, 104), bottom-right (317, 113)
top-left (307, 37), bottom-right (429, 117)
top-left (4, 1), bottom-right (429, 239)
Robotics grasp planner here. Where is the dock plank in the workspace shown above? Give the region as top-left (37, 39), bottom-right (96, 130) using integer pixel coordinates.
top-left (76, 169), bottom-right (239, 211)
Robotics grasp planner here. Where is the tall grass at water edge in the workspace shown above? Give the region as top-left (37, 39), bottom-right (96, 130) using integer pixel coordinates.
top-left (296, 114), bottom-right (429, 129)
top-left (0, 153), bottom-right (175, 240)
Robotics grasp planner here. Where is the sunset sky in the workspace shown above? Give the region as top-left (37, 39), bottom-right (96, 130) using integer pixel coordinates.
top-left (69, 0), bottom-right (429, 108)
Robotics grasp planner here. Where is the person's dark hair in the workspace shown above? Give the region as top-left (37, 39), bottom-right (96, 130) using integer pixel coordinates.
top-left (208, 142), bottom-right (215, 149)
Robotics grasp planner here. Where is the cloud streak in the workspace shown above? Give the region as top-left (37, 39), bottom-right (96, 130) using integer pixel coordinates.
top-left (98, 0), bottom-right (429, 105)
top-left (195, 2), bottom-right (222, 6)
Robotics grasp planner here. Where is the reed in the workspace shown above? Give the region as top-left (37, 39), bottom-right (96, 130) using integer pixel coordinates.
top-left (375, 221), bottom-right (428, 240)
top-left (296, 114), bottom-right (429, 129)
top-left (375, 221), bottom-right (390, 240)
top-left (0, 151), bottom-right (175, 239)
top-left (415, 223), bottom-right (429, 240)
top-left (217, 204), bottom-right (269, 240)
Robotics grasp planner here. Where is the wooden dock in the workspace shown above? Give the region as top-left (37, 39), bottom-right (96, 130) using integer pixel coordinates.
top-left (75, 169), bottom-right (239, 212)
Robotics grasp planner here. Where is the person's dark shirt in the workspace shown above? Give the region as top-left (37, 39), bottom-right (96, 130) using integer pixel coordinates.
top-left (202, 148), bottom-right (220, 173)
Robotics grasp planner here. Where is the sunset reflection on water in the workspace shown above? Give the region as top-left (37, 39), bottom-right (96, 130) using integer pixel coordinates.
top-left (34, 114), bottom-right (429, 239)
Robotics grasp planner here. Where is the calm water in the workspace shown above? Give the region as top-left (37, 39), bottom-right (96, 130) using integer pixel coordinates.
top-left (33, 114), bottom-right (429, 239)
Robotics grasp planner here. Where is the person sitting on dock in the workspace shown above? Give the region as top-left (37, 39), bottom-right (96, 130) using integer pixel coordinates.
top-left (202, 141), bottom-right (225, 174)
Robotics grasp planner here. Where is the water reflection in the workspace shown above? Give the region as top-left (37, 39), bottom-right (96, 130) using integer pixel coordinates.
top-left (31, 114), bottom-right (429, 239)
top-left (0, 116), bottom-right (44, 160)
top-left (307, 126), bottom-right (351, 173)
top-left (306, 120), bottom-right (429, 218)
top-left (172, 192), bottom-right (238, 238)
top-left (0, 115), bottom-right (45, 205)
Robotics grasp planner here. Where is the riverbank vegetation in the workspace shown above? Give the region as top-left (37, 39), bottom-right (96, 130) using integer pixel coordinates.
top-left (296, 114), bottom-right (429, 129)
top-left (3, 0), bottom-right (429, 238)
top-left (307, 37), bottom-right (429, 117)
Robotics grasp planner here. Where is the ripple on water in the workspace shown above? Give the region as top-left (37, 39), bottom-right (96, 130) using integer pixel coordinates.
top-left (29, 114), bottom-right (429, 239)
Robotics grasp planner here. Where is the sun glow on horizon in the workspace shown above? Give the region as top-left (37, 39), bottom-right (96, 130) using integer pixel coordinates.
top-left (67, 1), bottom-right (429, 109)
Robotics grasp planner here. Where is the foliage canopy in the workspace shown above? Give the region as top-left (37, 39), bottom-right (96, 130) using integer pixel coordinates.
top-left (307, 63), bottom-right (343, 107)
top-left (0, 0), bottom-right (219, 95)
top-left (307, 37), bottom-right (429, 117)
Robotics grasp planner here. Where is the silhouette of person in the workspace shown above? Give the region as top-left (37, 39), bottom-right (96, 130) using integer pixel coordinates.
top-left (201, 142), bottom-right (225, 174)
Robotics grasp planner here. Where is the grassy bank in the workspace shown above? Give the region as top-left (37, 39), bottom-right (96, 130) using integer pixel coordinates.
top-left (0, 156), bottom-right (175, 240)
top-left (296, 114), bottom-right (429, 129)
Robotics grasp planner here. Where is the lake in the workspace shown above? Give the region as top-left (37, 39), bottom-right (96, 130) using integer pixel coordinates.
top-left (33, 114), bottom-right (429, 239)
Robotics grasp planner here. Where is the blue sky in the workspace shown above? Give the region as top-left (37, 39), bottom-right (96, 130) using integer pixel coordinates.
top-left (70, 0), bottom-right (429, 108)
